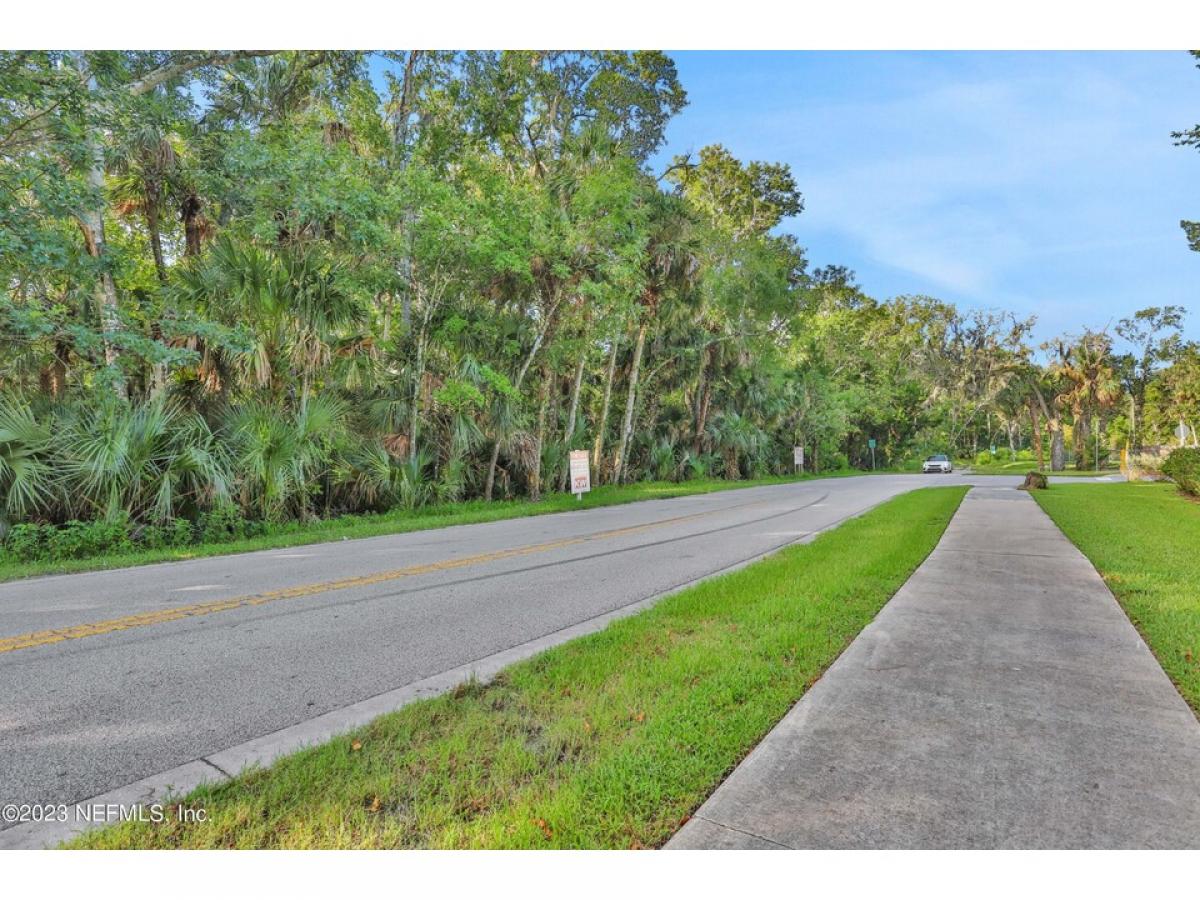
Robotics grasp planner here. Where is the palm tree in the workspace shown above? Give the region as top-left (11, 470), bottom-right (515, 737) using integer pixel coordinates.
top-left (173, 236), bottom-right (365, 403)
top-left (612, 191), bottom-right (700, 484)
top-left (110, 122), bottom-right (182, 285)
top-left (1052, 332), bottom-right (1121, 469)
top-left (228, 395), bottom-right (347, 522)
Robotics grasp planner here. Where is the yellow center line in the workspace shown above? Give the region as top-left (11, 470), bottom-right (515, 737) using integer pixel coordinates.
top-left (0, 505), bottom-right (736, 655)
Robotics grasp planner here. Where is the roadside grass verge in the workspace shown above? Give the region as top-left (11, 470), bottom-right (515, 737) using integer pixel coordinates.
top-left (0, 474), bottom-right (841, 584)
top-left (70, 486), bottom-right (967, 849)
top-left (1034, 482), bottom-right (1200, 715)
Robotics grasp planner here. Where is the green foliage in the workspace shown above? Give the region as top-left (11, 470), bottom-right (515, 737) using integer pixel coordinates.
top-left (198, 502), bottom-right (261, 543)
top-left (1, 50), bottom-right (1195, 538)
top-left (5, 523), bottom-right (52, 561)
top-left (1162, 447), bottom-right (1200, 496)
top-left (0, 398), bottom-right (55, 534)
top-left (4, 519), bottom-right (133, 562)
top-left (57, 398), bottom-right (230, 524)
top-left (229, 396), bottom-right (347, 521)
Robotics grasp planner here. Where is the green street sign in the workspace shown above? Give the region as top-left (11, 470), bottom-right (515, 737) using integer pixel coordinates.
top-left (867, 438), bottom-right (876, 449)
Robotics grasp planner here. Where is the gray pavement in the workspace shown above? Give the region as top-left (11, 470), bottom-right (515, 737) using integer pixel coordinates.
top-left (0, 473), bottom-right (1010, 844)
top-left (668, 485), bottom-right (1200, 850)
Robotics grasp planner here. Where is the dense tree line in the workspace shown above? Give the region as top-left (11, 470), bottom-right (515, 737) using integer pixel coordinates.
top-left (1, 50), bottom-right (1197, 539)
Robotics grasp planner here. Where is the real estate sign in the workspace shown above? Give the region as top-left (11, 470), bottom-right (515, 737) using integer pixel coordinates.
top-left (569, 450), bottom-right (591, 497)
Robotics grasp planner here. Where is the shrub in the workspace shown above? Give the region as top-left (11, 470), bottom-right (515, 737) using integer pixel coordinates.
top-left (142, 518), bottom-right (198, 549)
top-left (5, 522), bottom-right (51, 561)
top-left (1128, 450), bottom-right (1169, 481)
top-left (140, 524), bottom-right (167, 550)
top-left (47, 519), bottom-right (132, 559)
top-left (975, 450), bottom-right (994, 465)
top-left (3, 519), bottom-right (134, 562)
top-left (198, 502), bottom-right (255, 543)
top-left (170, 517), bottom-right (197, 547)
top-left (1163, 448), bottom-right (1200, 497)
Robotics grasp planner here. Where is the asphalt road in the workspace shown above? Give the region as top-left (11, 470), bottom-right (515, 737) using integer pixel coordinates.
top-left (0, 473), bottom-right (1017, 820)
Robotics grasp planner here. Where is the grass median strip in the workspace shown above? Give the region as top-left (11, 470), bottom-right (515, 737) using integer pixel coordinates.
top-left (70, 485), bottom-right (966, 849)
top-left (1033, 482), bottom-right (1200, 716)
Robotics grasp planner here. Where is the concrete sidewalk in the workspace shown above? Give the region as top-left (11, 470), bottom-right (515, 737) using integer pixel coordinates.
top-left (668, 486), bottom-right (1200, 849)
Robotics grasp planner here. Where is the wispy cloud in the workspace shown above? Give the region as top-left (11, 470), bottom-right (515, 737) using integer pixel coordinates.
top-left (664, 52), bottom-right (1200, 341)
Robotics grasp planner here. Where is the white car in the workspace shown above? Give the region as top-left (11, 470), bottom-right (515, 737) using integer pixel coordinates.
top-left (922, 454), bottom-right (953, 474)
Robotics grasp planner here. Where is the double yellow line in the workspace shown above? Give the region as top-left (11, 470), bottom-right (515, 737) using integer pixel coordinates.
top-left (0, 506), bottom-right (724, 655)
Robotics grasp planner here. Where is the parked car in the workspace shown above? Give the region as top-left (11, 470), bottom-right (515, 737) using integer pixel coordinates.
top-left (922, 454), bottom-right (953, 474)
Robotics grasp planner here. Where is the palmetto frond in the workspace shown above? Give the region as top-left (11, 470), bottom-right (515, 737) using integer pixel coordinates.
top-left (0, 397), bottom-right (57, 530)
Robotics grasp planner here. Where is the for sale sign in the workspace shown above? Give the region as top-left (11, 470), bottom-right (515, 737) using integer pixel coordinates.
top-left (569, 450), bottom-right (591, 496)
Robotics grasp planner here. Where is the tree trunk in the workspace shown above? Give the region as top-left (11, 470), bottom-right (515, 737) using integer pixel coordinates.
top-left (409, 325), bottom-right (427, 462)
top-left (40, 351), bottom-right (66, 399)
top-left (144, 202), bottom-right (170, 398)
top-left (529, 371), bottom-right (551, 502)
top-left (1028, 397), bottom-right (1044, 471)
top-left (612, 318), bottom-right (648, 485)
top-left (483, 441), bottom-right (503, 502)
top-left (1128, 393), bottom-right (1138, 453)
top-left (560, 348), bottom-right (587, 491)
top-left (1074, 409), bottom-right (1090, 470)
top-left (484, 317), bottom-right (549, 500)
top-left (694, 382), bottom-right (712, 456)
top-left (592, 336), bottom-right (619, 480)
top-left (182, 193), bottom-right (204, 257)
top-left (146, 204), bottom-right (167, 284)
top-left (71, 53), bottom-right (122, 389)
top-left (392, 51), bottom-right (420, 330)
top-left (692, 345), bottom-right (712, 455)
top-left (1032, 387), bottom-right (1065, 471)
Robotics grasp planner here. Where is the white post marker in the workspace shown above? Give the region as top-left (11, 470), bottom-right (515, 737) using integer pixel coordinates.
top-left (793, 445), bottom-right (804, 473)
top-left (569, 449), bottom-right (592, 500)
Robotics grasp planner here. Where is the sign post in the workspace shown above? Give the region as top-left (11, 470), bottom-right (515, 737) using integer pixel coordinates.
top-left (569, 450), bottom-right (592, 501)
top-left (793, 445), bottom-right (804, 474)
top-left (868, 438), bottom-right (876, 471)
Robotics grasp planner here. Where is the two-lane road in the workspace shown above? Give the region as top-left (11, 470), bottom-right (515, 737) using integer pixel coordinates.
top-left (0, 473), bottom-right (1018, 822)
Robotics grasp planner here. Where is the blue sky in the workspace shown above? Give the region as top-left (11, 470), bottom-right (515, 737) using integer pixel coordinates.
top-left (652, 51), bottom-right (1200, 345)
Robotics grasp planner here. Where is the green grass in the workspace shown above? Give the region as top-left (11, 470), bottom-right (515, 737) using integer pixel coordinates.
top-left (1033, 482), bottom-right (1200, 715)
top-left (0, 474), bottom-right (848, 584)
top-left (963, 458), bottom-right (1117, 477)
top-left (70, 485), bottom-right (967, 849)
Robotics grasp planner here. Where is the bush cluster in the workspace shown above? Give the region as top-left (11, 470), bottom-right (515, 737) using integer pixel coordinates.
top-left (1163, 447), bottom-right (1200, 496)
top-left (1, 504), bottom-right (263, 564)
